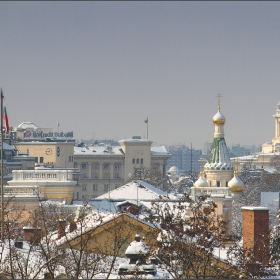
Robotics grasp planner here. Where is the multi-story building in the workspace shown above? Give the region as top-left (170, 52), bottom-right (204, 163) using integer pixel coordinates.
top-left (232, 102), bottom-right (280, 169)
top-left (73, 136), bottom-right (171, 200)
top-left (11, 122), bottom-right (75, 169)
top-left (167, 145), bottom-right (202, 173)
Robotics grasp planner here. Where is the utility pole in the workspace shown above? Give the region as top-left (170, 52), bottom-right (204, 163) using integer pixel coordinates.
top-left (1, 88), bottom-right (4, 241)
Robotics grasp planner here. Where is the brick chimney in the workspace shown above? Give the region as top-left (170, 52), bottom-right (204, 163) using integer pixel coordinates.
top-left (242, 206), bottom-right (269, 265)
top-left (57, 219), bottom-right (67, 240)
top-left (23, 227), bottom-right (42, 245)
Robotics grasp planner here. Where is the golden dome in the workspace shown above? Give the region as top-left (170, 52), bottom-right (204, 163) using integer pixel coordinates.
top-left (228, 171), bottom-right (244, 192)
top-left (213, 108), bottom-right (226, 125)
top-left (194, 172), bottom-right (208, 188)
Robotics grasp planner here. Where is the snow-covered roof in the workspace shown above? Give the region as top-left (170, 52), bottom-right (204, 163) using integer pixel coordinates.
top-left (56, 211), bottom-right (157, 247)
top-left (74, 144), bottom-right (170, 156)
top-left (125, 240), bottom-right (150, 255)
top-left (95, 180), bottom-right (178, 201)
top-left (241, 206), bottom-right (269, 211)
top-left (17, 122), bottom-right (38, 129)
top-left (119, 138), bottom-right (152, 143)
top-left (151, 146), bottom-right (171, 155)
top-left (2, 142), bottom-right (17, 151)
top-left (74, 145), bottom-right (124, 155)
top-left (231, 154), bottom-right (258, 160)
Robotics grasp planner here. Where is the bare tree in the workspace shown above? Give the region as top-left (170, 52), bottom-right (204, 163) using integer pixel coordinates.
top-left (144, 194), bottom-right (247, 279)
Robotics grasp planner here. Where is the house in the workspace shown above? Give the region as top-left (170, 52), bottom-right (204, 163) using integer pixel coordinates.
top-left (57, 212), bottom-right (160, 258)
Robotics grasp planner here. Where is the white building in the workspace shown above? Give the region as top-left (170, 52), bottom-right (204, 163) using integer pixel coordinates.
top-left (73, 137), bottom-right (171, 200)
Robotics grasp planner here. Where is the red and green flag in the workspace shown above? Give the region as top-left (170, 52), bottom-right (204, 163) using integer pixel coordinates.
top-left (3, 103), bottom-right (9, 135)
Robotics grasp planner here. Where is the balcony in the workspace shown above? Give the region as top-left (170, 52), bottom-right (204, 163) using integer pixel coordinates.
top-left (10, 170), bottom-right (74, 182)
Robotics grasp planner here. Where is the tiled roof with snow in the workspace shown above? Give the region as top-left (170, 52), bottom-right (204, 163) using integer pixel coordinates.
top-left (56, 211), bottom-right (157, 246)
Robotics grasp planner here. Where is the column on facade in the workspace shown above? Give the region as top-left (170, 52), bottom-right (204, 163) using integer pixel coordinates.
top-left (89, 162), bottom-right (93, 178)
top-left (99, 163), bottom-right (103, 179)
top-left (110, 162), bottom-right (114, 189)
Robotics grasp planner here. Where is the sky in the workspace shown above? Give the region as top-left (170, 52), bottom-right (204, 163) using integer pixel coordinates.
top-left (0, 1), bottom-right (280, 150)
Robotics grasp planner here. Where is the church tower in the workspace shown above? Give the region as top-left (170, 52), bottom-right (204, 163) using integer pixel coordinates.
top-left (203, 94), bottom-right (234, 187)
top-left (192, 95), bottom-right (244, 235)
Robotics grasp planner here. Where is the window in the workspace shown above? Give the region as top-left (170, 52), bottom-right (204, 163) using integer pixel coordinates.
top-left (115, 184), bottom-right (119, 189)
top-left (217, 181), bottom-right (220, 187)
top-left (92, 173), bottom-right (98, 178)
top-left (74, 162), bottom-right (78, 168)
top-left (141, 158), bottom-right (143, 164)
top-left (115, 163), bottom-right (120, 169)
top-left (82, 184), bottom-right (87, 191)
top-left (35, 157), bottom-right (38, 163)
top-left (93, 184), bottom-right (98, 191)
top-left (69, 156), bottom-right (73, 162)
top-left (103, 173), bottom-right (109, 179)
top-left (226, 181), bottom-right (228, 187)
top-left (153, 163), bottom-right (159, 170)
top-left (82, 163), bottom-right (87, 169)
top-left (115, 173), bottom-right (119, 178)
top-left (132, 158), bottom-right (135, 164)
top-left (77, 192), bottom-right (79, 199)
top-left (136, 158), bottom-right (139, 164)
top-left (104, 163), bottom-right (109, 170)
top-left (40, 157), bottom-right (44, 163)
top-left (93, 163), bottom-right (99, 169)
top-left (104, 184), bottom-right (109, 191)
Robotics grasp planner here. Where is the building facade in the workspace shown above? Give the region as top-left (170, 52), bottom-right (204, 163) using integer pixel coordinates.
top-left (167, 145), bottom-right (203, 172)
top-left (233, 101), bottom-right (280, 169)
top-left (73, 137), bottom-right (171, 200)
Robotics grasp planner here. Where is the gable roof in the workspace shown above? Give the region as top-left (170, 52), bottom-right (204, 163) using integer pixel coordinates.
top-left (57, 212), bottom-right (159, 257)
top-left (95, 180), bottom-right (178, 201)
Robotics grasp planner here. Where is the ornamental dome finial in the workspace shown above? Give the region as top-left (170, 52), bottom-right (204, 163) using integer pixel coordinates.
top-left (213, 93), bottom-right (225, 125)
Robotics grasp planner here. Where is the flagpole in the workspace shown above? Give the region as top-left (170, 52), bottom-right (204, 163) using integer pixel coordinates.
top-left (1, 89), bottom-right (4, 241)
top-left (146, 117), bottom-right (148, 140)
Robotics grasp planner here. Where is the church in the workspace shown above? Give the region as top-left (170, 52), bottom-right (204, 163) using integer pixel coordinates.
top-left (190, 95), bottom-right (244, 234)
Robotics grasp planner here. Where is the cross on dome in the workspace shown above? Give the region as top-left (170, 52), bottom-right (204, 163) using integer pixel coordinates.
top-left (215, 93), bottom-right (222, 112)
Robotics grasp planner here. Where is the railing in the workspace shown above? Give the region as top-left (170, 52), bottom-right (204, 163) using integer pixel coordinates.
top-left (190, 187), bottom-right (231, 197)
top-left (4, 186), bottom-right (43, 196)
top-left (11, 170), bottom-right (74, 181)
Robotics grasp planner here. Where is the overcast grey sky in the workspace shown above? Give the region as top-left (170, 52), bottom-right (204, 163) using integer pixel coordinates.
top-left (0, 1), bottom-right (279, 149)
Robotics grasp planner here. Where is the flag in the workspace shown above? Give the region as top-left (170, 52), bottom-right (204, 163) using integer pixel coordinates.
top-left (144, 118), bottom-right (148, 124)
top-left (3, 103), bottom-right (9, 135)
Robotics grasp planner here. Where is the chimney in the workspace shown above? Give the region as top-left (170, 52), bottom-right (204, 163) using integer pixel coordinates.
top-left (242, 206), bottom-right (269, 265)
top-left (57, 219), bottom-right (67, 240)
top-left (23, 227), bottom-right (42, 246)
top-left (69, 220), bottom-right (77, 233)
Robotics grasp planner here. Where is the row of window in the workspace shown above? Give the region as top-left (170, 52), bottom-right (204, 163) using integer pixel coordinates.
top-left (82, 184), bottom-right (120, 191)
top-left (34, 156), bottom-right (73, 164)
top-left (132, 158), bottom-right (143, 164)
top-left (83, 173), bottom-right (121, 179)
top-left (80, 163), bottom-right (121, 170)
top-left (209, 181), bottom-right (228, 187)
